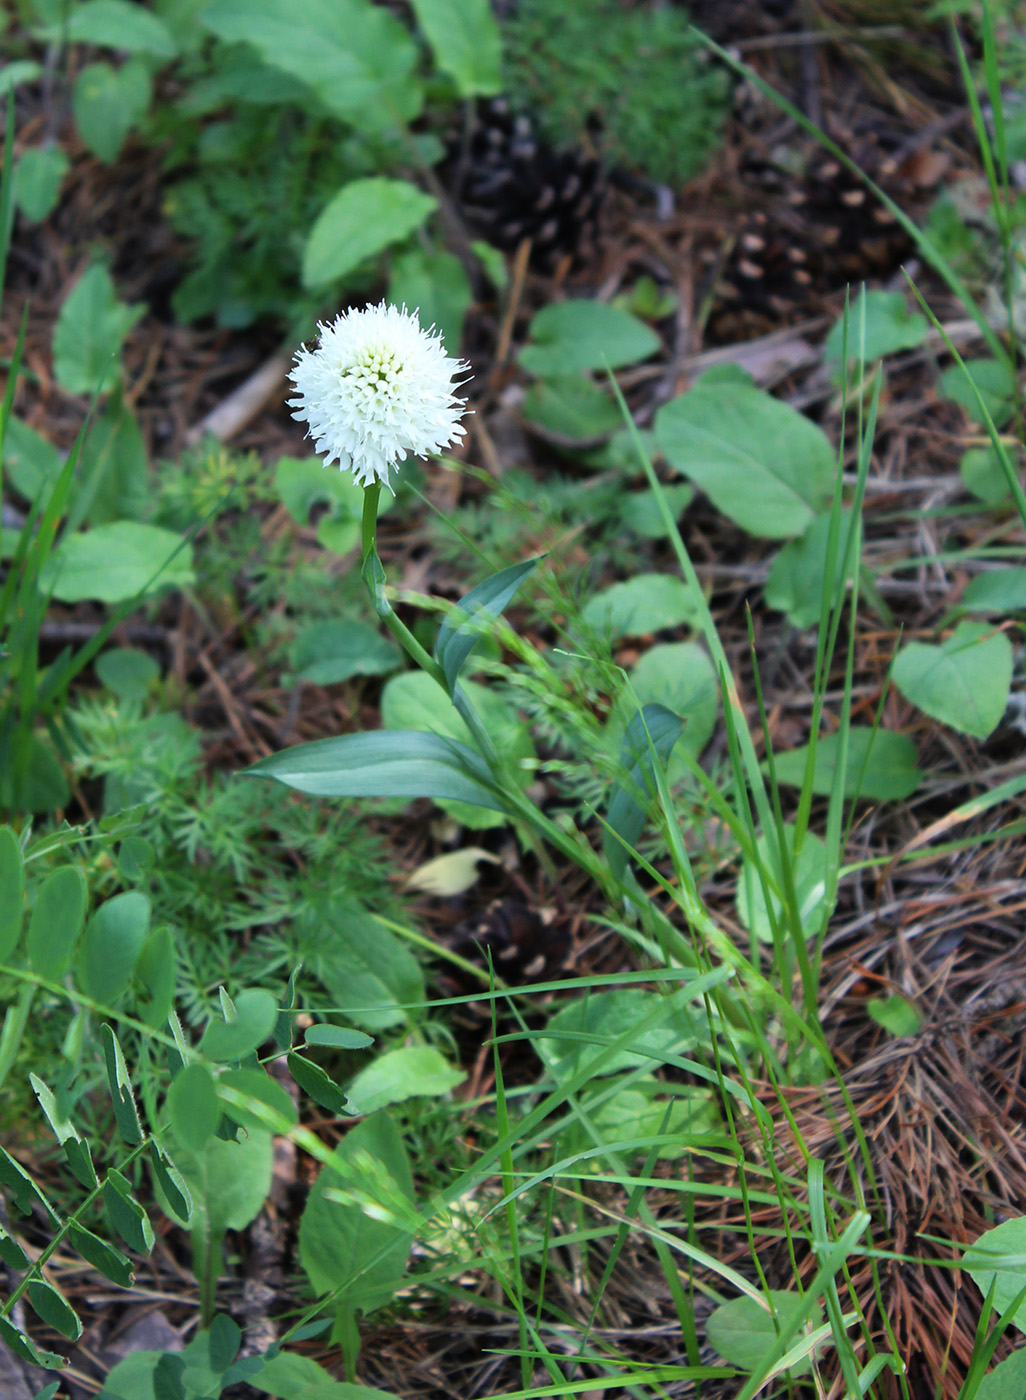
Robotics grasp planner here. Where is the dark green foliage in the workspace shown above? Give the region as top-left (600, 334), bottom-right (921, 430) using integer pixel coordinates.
top-left (502, 0), bottom-right (728, 186)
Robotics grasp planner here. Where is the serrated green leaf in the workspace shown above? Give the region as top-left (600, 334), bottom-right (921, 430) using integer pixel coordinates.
top-left (244, 728), bottom-right (506, 811)
top-left (71, 58), bottom-right (151, 164)
top-left (435, 557), bottom-right (539, 696)
top-left (408, 0), bottom-right (501, 96)
top-left (66, 0), bottom-right (177, 56)
top-left (303, 178), bottom-right (436, 289)
top-left (27, 863), bottom-right (87, 980)
top-left (102, 1024), bottom-right (143, 1145)
top-left (0, 825), bottom-right (25, 961)
top-left (68, 1221), bottom-right (134, 1287)
top-left (199, 988), bottom-right (278, 1062)
top-left (30, 1074), bottom-right (97, 1187)
top-left (27, 1278), bottom-right (82, 1340)
top-left (103, 1168), bottom-right (154, 1253)
top-left (201, 0), bottom-right (422, 131)
top-left (52, 263), bottom-right (145, 395)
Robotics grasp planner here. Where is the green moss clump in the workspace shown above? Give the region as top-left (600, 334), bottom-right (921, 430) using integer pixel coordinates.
top-left (502, 0), bottom-right (728, 187)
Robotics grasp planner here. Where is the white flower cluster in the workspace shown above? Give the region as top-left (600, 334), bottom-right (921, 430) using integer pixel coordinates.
top-left (288, 302), bottom-right (470, 491)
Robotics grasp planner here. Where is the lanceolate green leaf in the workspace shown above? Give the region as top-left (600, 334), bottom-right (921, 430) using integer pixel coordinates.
top-left (101, 1024), bottom-right (143, 1145)
top-left (30, 1074), bottom-right (97, 1187)
top-left (0, 825), bottom-right (25, 962)
top-left (302, 178), bottom-right (436, 289)
top-left (434, 557), bottom-right (540, 696)
top-left (604, 703), bottom-right (684, 881)
top-left (68, 1221), bottom-right (134, 1288)
top-left (409, 0), bottom-right (501, 96)
top-left (244, 729), bottom-right (507, 811)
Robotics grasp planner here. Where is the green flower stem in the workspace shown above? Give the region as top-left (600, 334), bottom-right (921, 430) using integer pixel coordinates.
top-left (361, 483), bottom-right (447, 689)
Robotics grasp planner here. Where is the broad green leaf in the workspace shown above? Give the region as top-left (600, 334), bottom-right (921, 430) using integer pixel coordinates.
top-left (604, 703), bottom-right (684, 882)
top-left (706, 1291), bottom-right (823, 1375)
top-left (389, 245), bottom-right (472, 355)
top-left (79, 890), bottom-right (150, 1004)
top-left (66, 0), bottom-right (177, 55)
top-left (135, 925), bottom-right (176, 1028)
top-left (119, 834), bottom-right (156, 881)
top-left (976, 1349), bottom-right (1026, 1399)
top-left (148, 1142), bottom-right (192, 1223)
top-left (301, 898), bottom-right (422, 1032)
top-left (627, 641), bottom-right (717, 761)
top-left (620, 483), bottom-right (694, 539)
top-left (68, 1221), bottom-right (133, 1287)
top-left (435, 557), bottom-right (539, 696)
top-left (288, 1052), bottom-right (351, 1115)
top-left (408, 0), bottom-right (500, 96)
top-left (253, 1352), bottom-right (399, 1399)
top-left (32, 1383), bottom-right (63, 1400)
top-left (590, 1079), bottom-right (717, 1159)
top-left (103, 1168), bottom-right (155, 1253)
top-left (0, 1145), bottom-right (60, 1225)
top-left (0, 1315), bottom-right (66, 1372)
top-left (655, 378), bottom-right (835, 538)
top-left (539, 990), bottom-right (696, 1081)
top-left (27, 863), bottom-right (87, 979)
top-left (866, 995), bottom-right (922, 1037)
top-left (939, 357), bottom-right (1015, 427)
top-left (288, 620), bottom-right (400, 687)
top-left (96, 1353), bottom-right (160, 1400)
top-left (200, 987), bottom-right (278, 1062)
top-left (27, 1278), bottom-right (81, 1340)
top-left (893, 619), bottom-right (1012, 740)
top-left (299, 1112), bottom-right (414, 1311)
top-left (71, 58), bottom-right (151, 164)
top-left (275, 454), bottom-right (390, 553)
top-left (53, 263), bottom-right (145, 396)
top-left (764, 510), bottom-right (858, 628)
top-left (0, 825), bottom-right (25, 961)
top-left (736, 825), bottom-right (830, 943)
top-left (824, 289), bottom-right (928, 365)
top-left (346, 1046), bottom-right (464, 1115)
top-left (102, 1024), bottom-right (143, 1144)
top-left (245, 728), bottom-right (506, 812)
top-left (964, 1217), bottom-right (1026, 1334)
top-left (1, 414), bottom-right (63, 505)
top-left (8, 734), bottom-right (69, 814)
top-left (76, 397), bottom-right (152, 525)
top-left (768, 727), bottom-right (921, 802)
top-left (40, 521), bottom-right (194, 603)
top-left (305, 1025), bottom-right (375, 1050)
top-left (30, 1074), bottom-right (97, 1187)
top-left (520, 375), bottom-right (622, 442)
top-left (583, 573), bottom-right (700, 639)
top-left (220, 1068), bottom-right (299, 1132)
top-left (201, 0), bottom-right (422, 130)
top-left (519, 300), bottom-right (660, 376)
top-left (14, 146), bottom-right (68, 222)
top-left (168, 1131), bottom-right (272, 1237)
top-left (962, 567), bottom-right (1026, 613)
top-left (96, 646), bottom-right (160, 700)
top-left (168, 1063), bottom-right (222, 1153)
top-left (0, 1223), bottom-right (29, 1270)
top-left (303, 178), bottom-right (436, 289)
top-left (960, 444), bottom-right (1012, 506)
top-left (0, 61), bottom-right (43, 91)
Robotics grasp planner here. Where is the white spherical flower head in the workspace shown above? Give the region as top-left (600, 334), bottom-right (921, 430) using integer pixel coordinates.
top-left (288, 302), bottom-right (470, 491)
